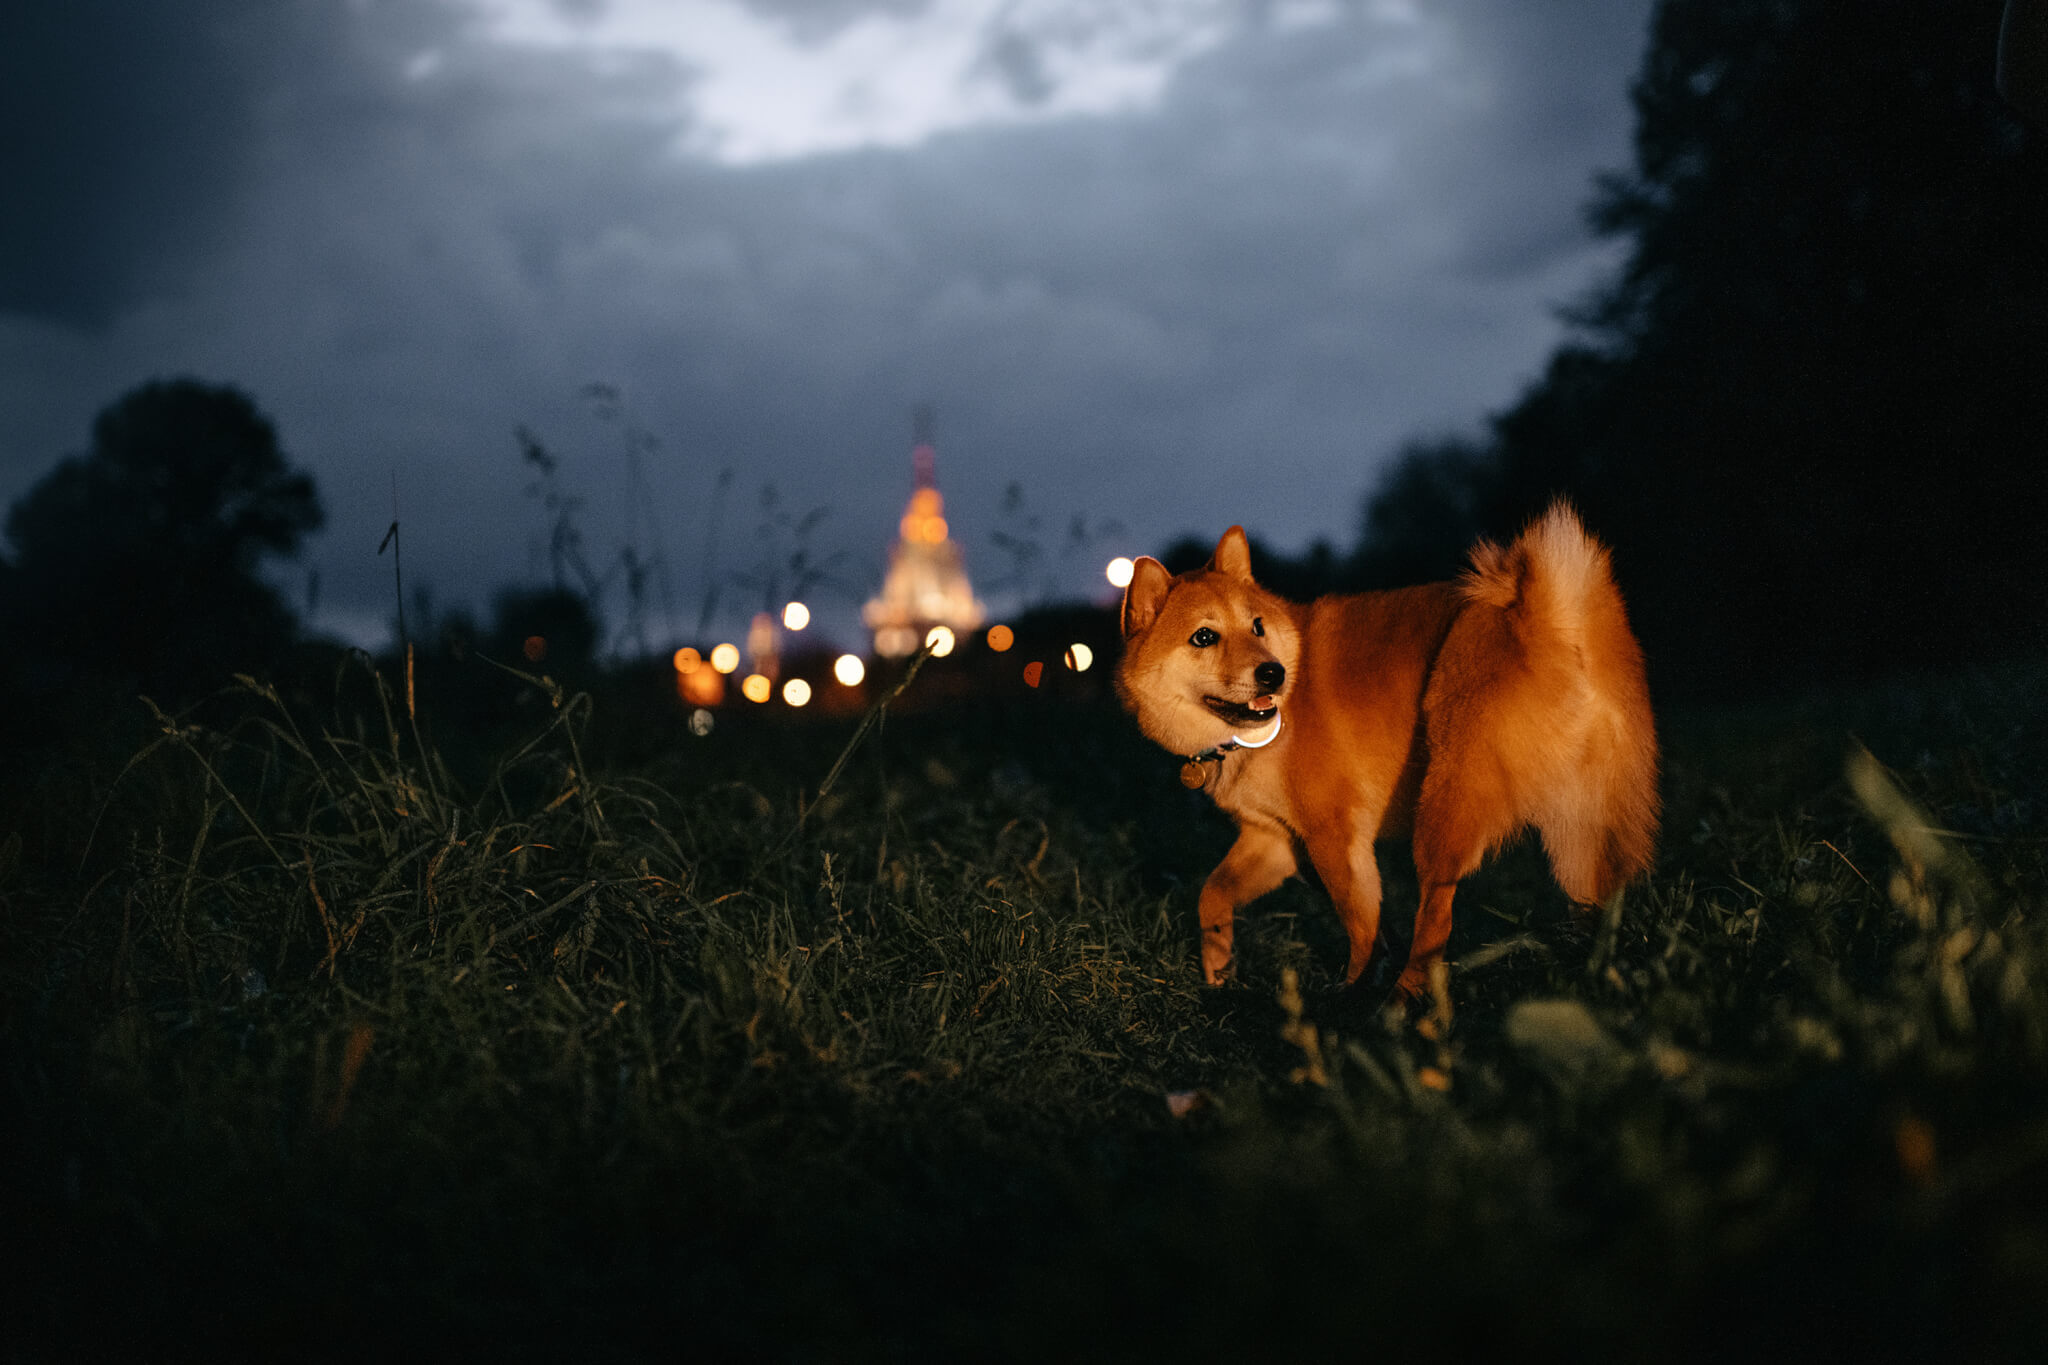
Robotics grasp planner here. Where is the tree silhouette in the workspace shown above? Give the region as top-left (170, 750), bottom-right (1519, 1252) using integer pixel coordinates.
top-left (1359, 0), bottom-right (2048, 696)
top-left (3, 378), bottom-right (323, 695)
top-left (1348, 435), bottom-right (1495, 590)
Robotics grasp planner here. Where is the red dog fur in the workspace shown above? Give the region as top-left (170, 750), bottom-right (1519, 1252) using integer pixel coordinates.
top-left (1115, 501), bottom-right (1659, 997)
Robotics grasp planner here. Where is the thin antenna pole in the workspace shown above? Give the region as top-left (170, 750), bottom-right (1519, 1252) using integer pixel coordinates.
top-left (912, 404), bottom-right (936, 488)
top-left (380, 470), bottom-right (407, 652)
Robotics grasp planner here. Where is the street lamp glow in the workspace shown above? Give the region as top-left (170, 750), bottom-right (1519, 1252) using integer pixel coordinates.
top-left (833, 654), bottom-right (866, 686)
top-left (741, 674), bottom-right (771, 703)
top-left (925, 625), bottom-right (956, 658)
top-left (1066, 643), bottom-right (1094, 672)
top-left (782, 678), bottom-right (812, 707)
top-left (783, 601), bottom-right (810, 631)
top-left (672, 646), bottom-right (702, 674)
top-left (1106, 557), bottom-right (1135, 588)
top-left (710, 643), bottom-right (741, 674)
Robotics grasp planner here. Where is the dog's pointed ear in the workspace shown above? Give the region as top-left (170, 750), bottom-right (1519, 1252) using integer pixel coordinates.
top-left (1209, 526), bottom-right (1253, 582)
top-left (1121, 557), bottom-right (1172, 638)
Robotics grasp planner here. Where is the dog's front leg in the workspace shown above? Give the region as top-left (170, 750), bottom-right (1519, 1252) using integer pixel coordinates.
top-left (1300, 824), bottom-right (1385, 986)
top-left (1196, 823), bottom-right (1296, 985)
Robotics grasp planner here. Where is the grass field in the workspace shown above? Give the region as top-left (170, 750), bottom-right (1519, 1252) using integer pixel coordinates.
top-left (4, 647), bottom-right (2047, 1359)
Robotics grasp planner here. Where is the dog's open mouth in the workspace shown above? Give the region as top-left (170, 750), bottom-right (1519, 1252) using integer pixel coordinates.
top-left (1203, 695), bottom-right (1278, 728)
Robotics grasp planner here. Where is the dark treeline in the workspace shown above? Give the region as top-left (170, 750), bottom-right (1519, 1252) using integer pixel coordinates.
top-left (0, 379), bottom-right (322, 704)
top-left (0, 378), bottom-right (614, 772)
top-left (1350, 0), bottom-right (2048, 699)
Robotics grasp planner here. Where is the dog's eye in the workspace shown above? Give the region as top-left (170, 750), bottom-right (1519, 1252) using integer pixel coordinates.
top-left (1251, 616), bottom-right (1265, 637)
top-left (1189, 627), bottom-right (1220, 648)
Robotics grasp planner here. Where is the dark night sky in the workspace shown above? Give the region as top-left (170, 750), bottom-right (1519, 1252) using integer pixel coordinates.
top-left (0, 0), bottom-right (1652, 651)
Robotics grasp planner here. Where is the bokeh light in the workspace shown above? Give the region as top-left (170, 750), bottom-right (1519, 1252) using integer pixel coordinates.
top-left (523, 635), bottom-right (547, 663)
top-left (986, 624), bottom-right (1014, 652)
top-left (783, 678), bottom-right (812, 707)
top-left (834, 654), bottom-right (866, 686)
top-left (710, 643), bottom-right (741, 674)
top-left (678, 664), bottom-right (724, 707)
top-left (673, 646), bottom-right (702, 673)
top-left (747, 612), bottom-right (777, 668)
top-left (925, 625), bottom-right (956, 657)
top-left (741, 673), bottom-right (771, 703)
top-left (1023, 661), bottom-right (1044, 688)
top-left (1106, 557), bottom-right (1135, 588)
top-left (688, 708), bottom-right (714, 736)
top-left (1066, 642), bottom-right (1094, 672)
top-left (783, 601), bottom-right (810, 631)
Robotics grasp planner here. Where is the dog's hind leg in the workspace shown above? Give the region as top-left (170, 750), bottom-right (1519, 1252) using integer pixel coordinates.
top-left (1398, 881), bottom-right (1461, 1002)
top-left (1404, 768), bottom-right (1524, 1000)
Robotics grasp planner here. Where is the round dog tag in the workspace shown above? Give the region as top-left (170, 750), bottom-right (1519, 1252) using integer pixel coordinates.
top-left (1179, 761), bottom-right (1207, 789)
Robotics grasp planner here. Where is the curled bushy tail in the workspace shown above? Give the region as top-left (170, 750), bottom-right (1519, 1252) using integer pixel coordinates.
top-left (1457, 500), bottom-right (1609, 645)
top-left (1453, 499), bottom-right (1660, 899)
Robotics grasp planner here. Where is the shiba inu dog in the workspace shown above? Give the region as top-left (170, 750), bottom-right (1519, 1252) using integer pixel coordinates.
top-left (1116, 501), bottom-right (1659, 999)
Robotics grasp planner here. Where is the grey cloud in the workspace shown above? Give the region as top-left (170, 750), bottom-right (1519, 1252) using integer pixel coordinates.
top-left (0, 0), bottom-right (479, 329)
top-left (1422, 0), bottom-right (1654, 276)
top-left (734, 0), bottom-right (939, 46)
top-left (0, 2), bottom-right (263, 327)
top-left (976, 27), bottom-right (1059, 106)
top-left (1, 0), bottom-right (1651, 650)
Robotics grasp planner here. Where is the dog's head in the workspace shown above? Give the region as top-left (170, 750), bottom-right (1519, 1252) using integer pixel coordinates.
top-left (1115, 525), bottom-right (1300, 758)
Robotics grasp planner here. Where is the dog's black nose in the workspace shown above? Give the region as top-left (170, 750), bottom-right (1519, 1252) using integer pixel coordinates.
top-left (1254, 661), bottom-right (1285, 692)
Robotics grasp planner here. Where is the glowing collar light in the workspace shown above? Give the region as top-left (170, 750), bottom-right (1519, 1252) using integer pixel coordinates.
top-left (1230, 708), bottom-right (1283, 749)
top-left (1181, 707), bottom-right (1284, 789)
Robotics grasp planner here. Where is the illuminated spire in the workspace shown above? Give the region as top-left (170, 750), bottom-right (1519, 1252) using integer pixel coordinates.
top-left (863, 407), bottom-right (985, 657)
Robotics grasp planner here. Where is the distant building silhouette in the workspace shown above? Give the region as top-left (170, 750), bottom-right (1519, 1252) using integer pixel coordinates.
top-left (863, 407), bottom-right (985, 657)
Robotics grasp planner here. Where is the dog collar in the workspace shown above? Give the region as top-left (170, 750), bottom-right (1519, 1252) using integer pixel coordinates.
top-left (1231, 709), bottom-right (1283, 749)
top-left (1178, 710), bottom-right (1282, 788)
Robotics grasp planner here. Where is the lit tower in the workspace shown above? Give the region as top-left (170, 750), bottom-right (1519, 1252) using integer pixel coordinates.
top-left (863, 406), bottom-right (986, 657)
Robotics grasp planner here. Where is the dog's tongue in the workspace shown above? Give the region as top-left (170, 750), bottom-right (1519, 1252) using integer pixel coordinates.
top-left (1253, 695), bottom-right (1276, 712)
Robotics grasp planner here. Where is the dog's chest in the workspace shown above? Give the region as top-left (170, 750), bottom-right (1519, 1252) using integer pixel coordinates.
top-left (1207, 751), bottom-right (1297, 832)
